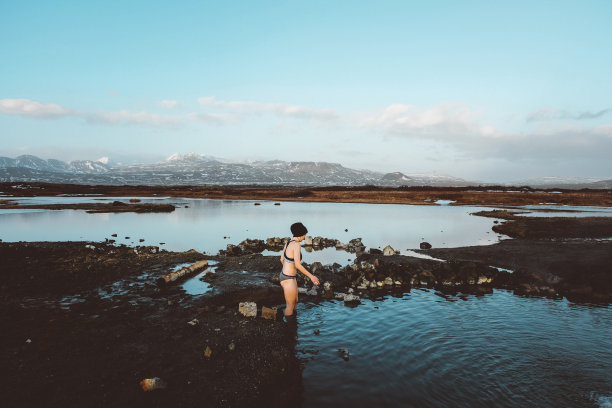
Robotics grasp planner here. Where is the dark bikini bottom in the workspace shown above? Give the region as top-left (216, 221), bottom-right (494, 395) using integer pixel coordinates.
top-left (279, 271), bottom-right (297, 282)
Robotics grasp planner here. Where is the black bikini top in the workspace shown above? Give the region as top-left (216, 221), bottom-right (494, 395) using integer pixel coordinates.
top-left (283, 239), bottom-right (301, 264)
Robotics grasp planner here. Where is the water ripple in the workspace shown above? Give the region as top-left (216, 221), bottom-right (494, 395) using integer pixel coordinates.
top-left (297, 290), bottom-right (612, 407)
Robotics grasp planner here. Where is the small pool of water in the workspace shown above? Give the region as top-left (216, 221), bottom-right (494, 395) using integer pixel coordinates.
top-left (182, 261), bottom-right (217, 295)
top-left (295, 289), bottom-right (612, 408)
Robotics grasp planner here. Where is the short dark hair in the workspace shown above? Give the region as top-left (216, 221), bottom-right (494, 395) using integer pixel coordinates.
top-left (290, 222), bottom-right (308, 237)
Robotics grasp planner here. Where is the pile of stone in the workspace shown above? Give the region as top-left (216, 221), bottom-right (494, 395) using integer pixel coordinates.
top-left (338, 255), bottom-right (507, 295)
top-left (265, 237), bottom-right (291, 251)
top-left (344, 238), bottom-right (366, 253)
top-left (221, 239), bottom-right (267, 256)
top-left (303, 236), bottom-right (339, 249)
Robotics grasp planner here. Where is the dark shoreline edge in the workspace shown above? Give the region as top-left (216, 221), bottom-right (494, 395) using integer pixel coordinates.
top-left (2, 181), bottom-right (612, 207)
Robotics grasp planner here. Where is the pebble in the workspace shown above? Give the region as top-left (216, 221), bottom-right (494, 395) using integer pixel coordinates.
top-left (228, 342), bottom-right (236, 351)
top-left (25, 338), bottom-right (32, 344)
top-left (140, 377), bottom-right (167, 392)
top-left (187, 319), bottom-right (199, 326)
top-left (204, 346), bottom-right (212, 359)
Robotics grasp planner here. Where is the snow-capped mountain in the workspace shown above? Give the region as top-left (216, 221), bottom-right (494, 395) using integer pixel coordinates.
top-left (1, 153), bottom-right (608, 188)
top-left (380, 172), bottom-right (472, 187)
top-left (0, 155), bottom-right (110, 174)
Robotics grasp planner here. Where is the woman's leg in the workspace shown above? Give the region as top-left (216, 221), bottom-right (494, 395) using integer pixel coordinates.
top-left (280, 278), bottom-right (298, 316)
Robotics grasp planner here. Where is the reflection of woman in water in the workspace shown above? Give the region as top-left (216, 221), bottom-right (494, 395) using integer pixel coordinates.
top-left (280, 222), bottom-right (320, 320)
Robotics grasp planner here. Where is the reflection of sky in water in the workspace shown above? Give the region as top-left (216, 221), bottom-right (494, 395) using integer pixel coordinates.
top-left (0, 198), bottom-right (505, 255)
top-left (2, 197), bottom-right (610, 258)
top-left (263, 247), bottom-right (357, 266)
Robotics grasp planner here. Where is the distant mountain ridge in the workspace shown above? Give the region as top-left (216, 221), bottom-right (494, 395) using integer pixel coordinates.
top-left (0, 153), bottom-right (609, 188)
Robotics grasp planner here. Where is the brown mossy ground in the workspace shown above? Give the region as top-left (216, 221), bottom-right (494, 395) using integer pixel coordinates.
top-left (2, 182), bottom-right (612, 207)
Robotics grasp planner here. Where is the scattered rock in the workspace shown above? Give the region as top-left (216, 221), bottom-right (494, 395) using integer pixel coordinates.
top-left (261, 306), bottom-right (278, 320)
top-left (383, 245), bottom-right (395, 256)
top-left (25, 338), bottom-right (32, 344)
top-left (323, 282), bottom-right (332, 291)
top-left (338, 348), bottom-right (350, 361)
top-left (129, 199), bottom-right (141, 203)
top-left (139, 238), bottom-right (145, 242)
top-left (238, 302), bottom-right (257, 317)
top-left (346, 238), bottom-right (366, 253)
top-left (111, 234), bottom-right (117, 237)
top-left (140, 377), bottom-right (167, 392)
top-left (314, 329), bottom-right (320, 335)
top-left (125, 237), bottom-right (130, 240)
top-left (343, 293), bottom-right (360, 305)
top-left (274, 202), bottom-right (281, 206)
top-left (228, 342), bottom-right (236, 352)
top-left (187, 319), bottom-right (199, 326)
top-left (203, 346), bottom-right (212, 359)
top-left (254, 202), bottom-right (261, 206)
top-left (420, 242), bottom-right (432, 249)
top-left (369, 248), bottom-right (382, 254)
top-left (304, 236), bottom-right (313, 246)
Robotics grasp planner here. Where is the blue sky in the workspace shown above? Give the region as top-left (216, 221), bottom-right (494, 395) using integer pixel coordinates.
top-left (1, 0), bottom-right (611, 182)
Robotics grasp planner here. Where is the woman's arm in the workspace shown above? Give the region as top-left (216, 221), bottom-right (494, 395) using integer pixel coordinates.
top-left (294, 243), bottom-right (320, 285)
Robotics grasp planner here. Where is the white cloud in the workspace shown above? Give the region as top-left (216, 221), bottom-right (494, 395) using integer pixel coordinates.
top-left (188, 112), bottom-right (238, 125)
top-left (526, 107), bottom-right (612, 122)
top-left (0, 98), bottom-right (181, 128)
top-left (159, 100), bottom-right (179, 109)
top-left (360, 103), bottom-right (612, 162)
top-left (0, 98), bottom-right (72, 118)
top-left (360, 103), bottom-right (498, 140)
top-left (85, 110), bottom-right (181, 128)
top-left (197, 96), bottom-right (338, 121)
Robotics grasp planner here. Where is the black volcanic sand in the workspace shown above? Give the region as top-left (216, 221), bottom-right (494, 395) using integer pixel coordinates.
top-left (0, 242), bottom-right (301, 408)
top-left (1, 214), bottom-right (612, 407)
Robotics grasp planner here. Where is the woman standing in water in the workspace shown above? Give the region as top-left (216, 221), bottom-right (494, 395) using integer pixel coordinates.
top-left (280, 222), bottom-right (320, 320)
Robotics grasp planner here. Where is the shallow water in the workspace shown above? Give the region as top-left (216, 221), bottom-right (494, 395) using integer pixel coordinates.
top-left (296, 290), bottom-right (612, 408)
top-left (0, 197), bottom-right (509, 265)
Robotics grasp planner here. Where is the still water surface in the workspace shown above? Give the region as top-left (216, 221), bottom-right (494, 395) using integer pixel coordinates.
top-left (0, 197), bottom-right (508, 264)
